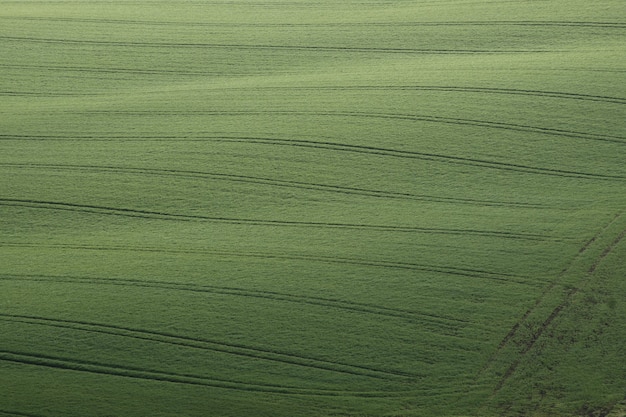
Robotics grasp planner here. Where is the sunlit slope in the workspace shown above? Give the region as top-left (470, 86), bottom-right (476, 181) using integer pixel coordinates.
top-left (1, 1), bottom-right (625, 416)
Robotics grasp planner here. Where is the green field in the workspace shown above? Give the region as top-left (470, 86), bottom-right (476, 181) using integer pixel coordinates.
top-left (1, 1), bottom-right (625, 416)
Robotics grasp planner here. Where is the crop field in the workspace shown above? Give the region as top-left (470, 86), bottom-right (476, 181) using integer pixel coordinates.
top-left (1, 0), bottom-right (625, 416)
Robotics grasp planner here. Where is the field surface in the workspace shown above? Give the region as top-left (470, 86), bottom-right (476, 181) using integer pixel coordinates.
top-left (1, 1), bottom-right (625, 416)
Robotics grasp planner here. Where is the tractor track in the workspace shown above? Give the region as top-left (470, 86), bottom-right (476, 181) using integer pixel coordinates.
top-left (480, 210), bottom-right (626, 394)
top-left (2, 16), bottom-right (625, 28)
top-left (0, 199), bottom-right (553, 240)
top-left (27, 111), bottom-right (625, 146)
top-left (1, 133), bottom-right (622, 181)
top-left (0, 163), bottom-right (546, 208)
top-left (0, 35), bottom-right (555, 54)
top-left (0, 313), bottom-right (417, 381)
top-left (0, 349), bottom-right (406, 397)
top-left (0, 272), bottom-right (488, 330)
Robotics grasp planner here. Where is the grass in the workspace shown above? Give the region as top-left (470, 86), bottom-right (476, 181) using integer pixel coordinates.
top-left (1, 0), bottom-right (625, 416)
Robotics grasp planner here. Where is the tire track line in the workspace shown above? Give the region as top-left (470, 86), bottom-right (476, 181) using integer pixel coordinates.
top-left (2, 81), bottom-right (623, 105)
top-left (3, 16), bottom-right (624, 28)
top-left (3, 132), bottom-right (621, 181)
top-left (292, 86), bottom-right (625, 105)
top-left (8, 112), bottom-right (622, 179)
top-left (196, 85), bottom-right (626, 105)
top-left (490, 296), bottom-right (571, 393)
top-left (0, 36), bottom-right (556, 54)
top-left (213, 111), bottom-right (625, 144)
top-left (0, 410), bottom-right (45, 417)
top-left (2, 75), bottom-right (624, 104)
top-left (0, 199), bottom-right (553, 240)
top-left (0, 163), bottom-right (546, 208)
top-left (211, 136), bottom-right (619, 181)
top-left (588, 228), bottom-right (626, 274)
top-left (0, 63), bottom-right (216, 77)
top-left (0, 313), bottom-right (416, 381)
top-left (0, 350), bottom-right (405, 397)
top-left (0, 272), bottom-right (478, 329)
top-left (358, 112), bottom-right (626, 144)
top-left (49, 110), bottom-right (626, 145)
top-left (0, 90), bottom-right (95, 97)
top-left (476, 211), bottom-right (624, 380)
top-left (485, 211), bottom-right (626, 394)
top-left (3, 129), bottom-right (623, 180)
top-left (0, 244), bottom-right (544, 287)
top-left (210, 136), bottom-right (624, 180)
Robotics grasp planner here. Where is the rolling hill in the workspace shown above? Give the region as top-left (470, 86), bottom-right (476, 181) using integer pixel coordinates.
top-left (1, 1), bottom-right (625, 416)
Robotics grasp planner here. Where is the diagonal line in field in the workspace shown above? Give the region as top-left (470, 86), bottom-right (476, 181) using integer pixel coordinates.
top-left (480, 209), bottom-right (626, 395)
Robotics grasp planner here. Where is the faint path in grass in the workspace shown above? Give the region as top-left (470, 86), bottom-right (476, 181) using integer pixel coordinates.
top-left (0, 163), bottom-right (547, 209)
top-left (0, 313), bottom-right (416, 381)
top-left (0, 199), bottom-right (555, 240)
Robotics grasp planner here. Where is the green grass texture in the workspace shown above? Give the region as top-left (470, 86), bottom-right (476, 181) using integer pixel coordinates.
top-left (1, 1), bottom-right (625, 416)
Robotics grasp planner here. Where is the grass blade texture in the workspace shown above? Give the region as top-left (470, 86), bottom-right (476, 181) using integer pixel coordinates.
top-left (1, 1), bottom-right (625, 416)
